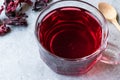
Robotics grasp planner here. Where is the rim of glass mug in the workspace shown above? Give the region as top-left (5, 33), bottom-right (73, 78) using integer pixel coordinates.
top-left (35, 0), bottom-right (108, 61)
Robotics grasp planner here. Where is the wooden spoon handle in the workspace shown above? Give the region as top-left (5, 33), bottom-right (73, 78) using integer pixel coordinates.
top-left (111, 19), bottom-right (120, 31)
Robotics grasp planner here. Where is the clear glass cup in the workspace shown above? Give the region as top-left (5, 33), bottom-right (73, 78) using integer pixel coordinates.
top-left (35, 0), bottom-right (108, 75)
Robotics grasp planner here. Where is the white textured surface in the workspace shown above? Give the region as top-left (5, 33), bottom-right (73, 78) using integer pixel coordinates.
top-left (0, 0), bottom-right (120, 80)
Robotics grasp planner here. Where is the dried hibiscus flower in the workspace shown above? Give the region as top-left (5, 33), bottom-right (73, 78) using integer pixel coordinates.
top-left (4, 0), bottom-right (30, 26)
top-left (5, 0), bottom-right (33, 18)
top-left (6, 0), bottom-right (32, 13)
top-left (0, 22), bottom-right (11, 36)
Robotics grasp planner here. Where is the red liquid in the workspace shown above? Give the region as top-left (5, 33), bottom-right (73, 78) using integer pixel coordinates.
top-left (38, 7), bottom-right (102, 59)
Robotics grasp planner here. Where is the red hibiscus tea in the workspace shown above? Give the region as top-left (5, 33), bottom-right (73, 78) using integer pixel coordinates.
top-left (38, 7), bottom-right (102, 59)
top-left (35, 1), bottom-right (107, 75)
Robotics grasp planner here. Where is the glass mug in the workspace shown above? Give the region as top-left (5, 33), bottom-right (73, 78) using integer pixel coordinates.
top-left (35, 0), bottom-right (108, 75)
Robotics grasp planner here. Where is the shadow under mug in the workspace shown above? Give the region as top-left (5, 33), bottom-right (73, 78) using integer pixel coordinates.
top-left (35, 0), bottom-right (108, 75)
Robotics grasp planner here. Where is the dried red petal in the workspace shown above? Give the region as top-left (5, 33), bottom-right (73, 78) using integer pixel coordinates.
top-left (5, 0), bottom-right (33, 13)
top-left (0, 24), bottom-right (11, 36)
top-left (6, 0), bottom-right (19, 13)
top-left (33, 0), bottom-right (47, 11)
top-left (0, 6), bottom-right (4, 14)
top-left (4, 13), bottom-right (28, 26)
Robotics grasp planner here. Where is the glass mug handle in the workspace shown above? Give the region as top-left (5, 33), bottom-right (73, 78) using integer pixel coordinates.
top-left (100, 41), bottom-right (120, 65)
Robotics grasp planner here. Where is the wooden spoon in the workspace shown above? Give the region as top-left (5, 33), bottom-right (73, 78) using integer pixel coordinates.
top-left (98, 2), bottom-right (120, 31)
